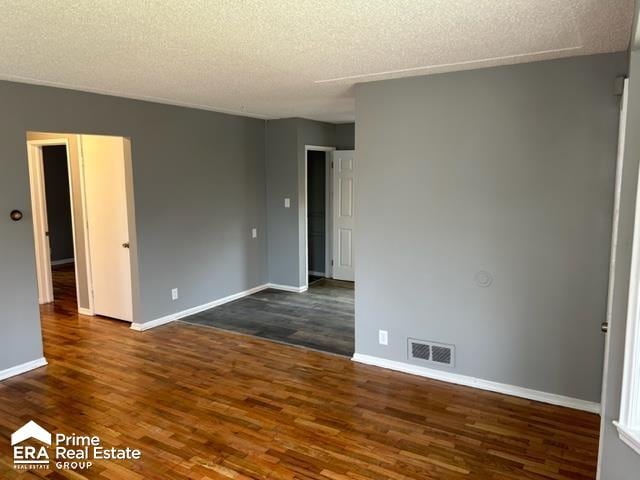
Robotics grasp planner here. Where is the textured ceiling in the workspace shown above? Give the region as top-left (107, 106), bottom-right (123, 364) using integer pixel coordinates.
top-left (0, 0), bottom-right (634, 123)
top-left (632, 0), bottom-right (640, 49)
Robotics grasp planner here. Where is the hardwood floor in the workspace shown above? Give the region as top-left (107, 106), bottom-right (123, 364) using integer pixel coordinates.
top-left (51, 263), bottom-right (77, 305)
top-left (0, 270), bottom-right (600, 479)
top-left (181, 278), bottom-right (354, 356)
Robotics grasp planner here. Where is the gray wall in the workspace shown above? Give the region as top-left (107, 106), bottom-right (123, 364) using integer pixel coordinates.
top-left (265, 119), bottom-right (300, 286)
top-left (598, 49), bottom-right (640, 480)
top-left (265, 118), bottom-right (336, 287)
top-left (42, 145), bottom-right (74, 262)
top-left (0, 80), bottom-right (267, 371)
top-left (336, 123), bottom-right (355, 150)
top-left (355, 53), bottom-right (627, 402)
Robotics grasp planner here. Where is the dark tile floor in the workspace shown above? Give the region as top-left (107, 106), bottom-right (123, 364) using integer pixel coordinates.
top-left (181, 278), bottom-right (355, 356)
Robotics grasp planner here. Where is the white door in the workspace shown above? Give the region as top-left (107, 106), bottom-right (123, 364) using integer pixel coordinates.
top-left (82, 135), bottom-right (133, 322)
top-left (332, 150), bottom-right (355, 281)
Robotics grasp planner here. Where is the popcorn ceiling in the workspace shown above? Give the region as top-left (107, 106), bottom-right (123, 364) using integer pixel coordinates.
top-left (0, 0), bottom-right (633, 122)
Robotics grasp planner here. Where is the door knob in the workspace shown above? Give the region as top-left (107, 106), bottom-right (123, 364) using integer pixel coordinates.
top-left (122, 242), bottom-right (130, 249)
top-left (10, 210), bottom-right (23, 221)
top-left (601, 322), bottom-right (608, 333)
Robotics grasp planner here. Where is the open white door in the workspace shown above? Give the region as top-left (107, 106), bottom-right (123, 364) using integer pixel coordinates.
top-left (332, 150), bottom-right (355, 281)
top-left (82, 135), bottom-right (133, 322)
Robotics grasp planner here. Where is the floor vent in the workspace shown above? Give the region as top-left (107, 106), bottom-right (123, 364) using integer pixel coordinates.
top-left (408, 339), bottom-right (455, 367)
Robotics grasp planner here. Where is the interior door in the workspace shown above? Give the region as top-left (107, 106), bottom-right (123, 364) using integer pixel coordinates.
top-left (332, 150), bottom-right (355, 281)
top-left (82, 135), bottom-right (133, 322)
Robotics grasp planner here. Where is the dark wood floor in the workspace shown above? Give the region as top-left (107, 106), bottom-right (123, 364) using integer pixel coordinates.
top-left (181, 278), bottom-right (354, 356)
top-left (0, 268), bottom-right (601, 479)
top-left (51, 262), bottom-right (77, 305)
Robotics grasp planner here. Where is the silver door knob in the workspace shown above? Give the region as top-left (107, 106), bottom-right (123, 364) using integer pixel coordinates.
top-left (122, 242), bottom-right (130, 248)
top-left (601, 322), bottom-right (608, 333)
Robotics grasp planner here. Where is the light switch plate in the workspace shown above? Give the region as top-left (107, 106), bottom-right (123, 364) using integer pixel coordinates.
top-left (252, 228), bottom-right (257, 238)
top-left (284, 198), bottom-right (291, 208)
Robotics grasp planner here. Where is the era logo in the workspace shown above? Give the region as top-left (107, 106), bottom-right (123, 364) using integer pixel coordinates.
top-left (11, 421), bottom-right (51, 469)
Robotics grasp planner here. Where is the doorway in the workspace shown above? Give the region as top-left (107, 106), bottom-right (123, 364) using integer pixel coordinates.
top-left (26, 133), bottom-right (136, 323)
top-left (42, 145), bottom-right (78, 308)
top-left (303, 146), bottom-right (356, 286)
top-left (307, 150), bottom-right (330, 283)
top-left (26, 138), bottom-right (81, 308)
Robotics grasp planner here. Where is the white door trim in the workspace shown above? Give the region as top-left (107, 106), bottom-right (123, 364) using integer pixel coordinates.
top-left (26, 139), bottom-right (83, 310)
top-left (596, 78), bottom-right (628, 478)
top-left (27, 141), bottom-right (54, 304)
top-left (325, 151), bottom-right (333, 279)
top-left (77, 138), bottom-right (95, 315)
top-left (303, 145), bottom-right (336, 290)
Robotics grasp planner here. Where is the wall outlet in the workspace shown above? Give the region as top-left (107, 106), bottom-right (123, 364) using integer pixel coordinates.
top-left (379, 330), bottom-right (388, 346)
top-left (284, 198), bottom-right (291, 208)
top-left (171, 288), bottom-right (178, 301)
top-left (252, 228), bottom-right (257, 238)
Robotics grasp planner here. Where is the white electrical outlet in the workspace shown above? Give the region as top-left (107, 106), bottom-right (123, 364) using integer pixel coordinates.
top-left (379, 330), bottom-right (388, 346)
top-left (284, 198), bottom-right (291, 208)
top-left (171, 288), bottom-right (178, 301)
top-left (252, 228), bottom-right (257, 238)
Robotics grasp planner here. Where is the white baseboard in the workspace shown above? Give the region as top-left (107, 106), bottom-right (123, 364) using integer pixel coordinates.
top-left (51, 258), bottom-right (74, 266)
top-left (131, 284), bottom-right (270, 332)
top-left (309, 271), bottom-right (325, 277)
top-left (78, 307), bottom-right (93, 316)
top-left (267, 283), bottom-right (308, 293)
top-left (352, 353), bottom-right (600, 414)
top-left (0, 357), bottom-right (48, 381)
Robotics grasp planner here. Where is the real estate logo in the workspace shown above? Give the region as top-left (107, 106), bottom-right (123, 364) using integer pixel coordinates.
top-left (11, 421), bottom-right (141, 471)
top-left (12, 421), bottom-right (51, 469)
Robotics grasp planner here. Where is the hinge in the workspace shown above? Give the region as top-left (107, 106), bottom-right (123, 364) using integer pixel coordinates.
top-left (331, 161), bottom-right (334, 168)
top-left (331, 260), bottom-right (334, 266)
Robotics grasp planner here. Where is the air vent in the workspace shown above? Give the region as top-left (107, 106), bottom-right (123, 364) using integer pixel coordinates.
top-left (431, 345), bottom-right (452, 365)
top-left (408, 339), bottom-right (455, 367)
top-left (411, 342), bottom-right (430, 361)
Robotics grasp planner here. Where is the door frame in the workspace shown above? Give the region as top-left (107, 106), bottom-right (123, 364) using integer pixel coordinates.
top-left (26, 139), bottom-right (85, 311)
top-left (596, 78), bottom-right (629, 478)
top-left (303, 145), bottom-right (336, 290)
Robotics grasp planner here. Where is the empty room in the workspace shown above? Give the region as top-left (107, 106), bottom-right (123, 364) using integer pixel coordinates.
top-left (1, 1), bottom-right (639, 479)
